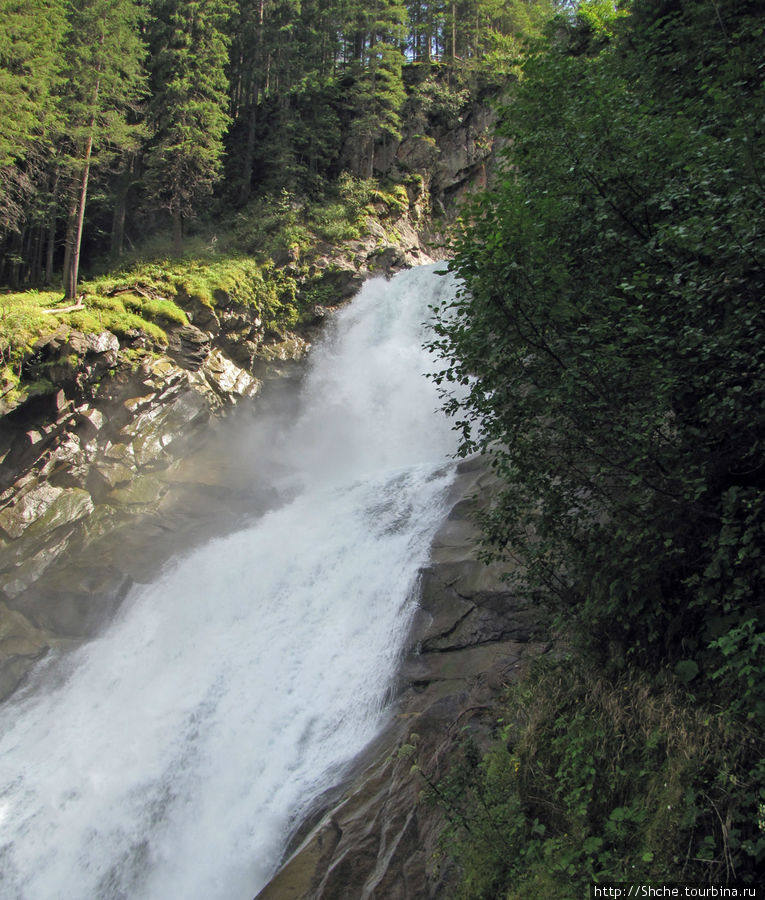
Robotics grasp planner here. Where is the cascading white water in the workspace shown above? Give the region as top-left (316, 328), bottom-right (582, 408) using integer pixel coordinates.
top-left (0, 265), bottom-right (460, 900)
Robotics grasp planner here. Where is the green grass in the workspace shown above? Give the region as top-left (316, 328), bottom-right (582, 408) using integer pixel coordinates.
top-left (0, 252), bottom-right (306, 410)
top-left (1, 290), bottom-right (63, 403)
top-left (1, 170), bottom-right (423, 411)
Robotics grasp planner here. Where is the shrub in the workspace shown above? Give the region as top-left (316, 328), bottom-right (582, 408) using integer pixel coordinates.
top-left (434, 657), bottom-right (765, 897)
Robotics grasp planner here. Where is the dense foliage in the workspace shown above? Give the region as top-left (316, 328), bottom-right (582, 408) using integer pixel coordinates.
top-left (434, 657), bottom-right (763, 896)
top-left (431, 0), bottom-right (765, 890)
top-left (0, 0), bottom-right (554, 294)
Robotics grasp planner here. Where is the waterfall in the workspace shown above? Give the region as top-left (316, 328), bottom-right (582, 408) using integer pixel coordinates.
top-left (0, 265), bottom-right (460, 900)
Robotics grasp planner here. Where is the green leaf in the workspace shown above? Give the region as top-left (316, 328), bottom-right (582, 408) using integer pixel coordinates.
top-left (674, 660), bottom-right (700, 684)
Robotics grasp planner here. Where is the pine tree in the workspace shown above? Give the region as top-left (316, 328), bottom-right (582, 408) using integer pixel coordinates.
top-left (229, 0), bottom-right (269, 204)
top-left (146, 0), bottom-right (232, 254)
top-left (58, 0), bottom-right (146, 298)
top-left (0, 0), bottom-right (66, 237)
top-left (346, 0), bottom-right (408, 177)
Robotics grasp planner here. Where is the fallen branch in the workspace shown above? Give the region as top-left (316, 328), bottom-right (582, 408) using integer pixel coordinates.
top-left (41, 295), bottom-right (85, 314)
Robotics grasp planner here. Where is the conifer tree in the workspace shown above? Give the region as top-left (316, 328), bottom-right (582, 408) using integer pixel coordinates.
top-left (229, 0), bottom-right (268, 204)
top-left (146, 0), bottom-right (232, 254)
top-left (0, 0), bottom-right (65, 237)
top-left (346, 0), bottom-right (408, 177)
top-left (59, 0), bottom-right (146, 298)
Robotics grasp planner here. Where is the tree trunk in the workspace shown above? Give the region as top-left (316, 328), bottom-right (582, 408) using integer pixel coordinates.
top-left (452, 2), bottom-right (457, 61)
top-left (64, 62), bottom-right (100, 299)
top-left (45, 216), bottom-right (57, 285)
top-left (354, 31), bottom-right (365, 67)
top-left (366, 134), bottom-right (375, 179)
top-left (8, 231), bottom-right (22, 289)
top-left (31, 225), bottom-right (44, 286)
top-left (44, 168), bottom-right (59, 285)
top-left (64, 128), bottom-right (94, 300)
top-left (111, 194), bottom-right (127, 260)
top-left (20, 227), bottom-right (32, 286)
top-left (110, 157), bottom-right (133, 260)
top-left (62, 200), bottom-right (77, 297)
top-left (238, 98), bottom-right (259, 206)
top-left (238, 0), bottom-right (265, 206)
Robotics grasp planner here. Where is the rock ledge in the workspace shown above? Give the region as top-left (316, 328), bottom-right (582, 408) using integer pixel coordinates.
top-left (256, 456), bottom-right (552, 900)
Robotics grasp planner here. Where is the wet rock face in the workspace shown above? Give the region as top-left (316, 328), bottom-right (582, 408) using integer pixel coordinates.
top-left (0, 341), bottom-right (270, 700)
top-left (167, 324), bottom-right (211, 371)
top-left (257, 456), bottom-right (552, 900)
top-left (429, 103), bottom-right (498, 203)
top-left (351, 95), bottom-right (497, 223)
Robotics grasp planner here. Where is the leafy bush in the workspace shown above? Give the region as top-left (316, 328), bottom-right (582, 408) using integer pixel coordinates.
top-left (431, 0), bottom-right (765, 890)
top-left (435, 658), bottom-right (765, 897)
top-left (406, 72), bottom-right (470, 131)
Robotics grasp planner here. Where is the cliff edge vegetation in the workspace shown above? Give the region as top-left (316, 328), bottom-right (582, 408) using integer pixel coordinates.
top-left (1, 175), bottom-right (425, 415)
top-left (430, 0), bottom-right (765, 893)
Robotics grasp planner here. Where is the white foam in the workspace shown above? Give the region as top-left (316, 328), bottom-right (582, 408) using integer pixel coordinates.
top-left (0, 265), bottom-right (459, 899)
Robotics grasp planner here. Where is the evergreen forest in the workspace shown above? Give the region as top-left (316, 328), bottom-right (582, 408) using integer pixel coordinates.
top-left (0, 0), bottom-right (552, 295)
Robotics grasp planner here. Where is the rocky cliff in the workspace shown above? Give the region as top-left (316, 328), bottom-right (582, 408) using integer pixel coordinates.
top-left (256, 456), bottom-right (553, 899)
top-left (0, 89), bottom-right (499, 701)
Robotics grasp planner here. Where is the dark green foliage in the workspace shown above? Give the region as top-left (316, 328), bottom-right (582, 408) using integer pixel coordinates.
top-left (0, 0), bottom-right (65, 233)
top-left (240, 74), bottom-right (343, 197)
top-left (430, 0), bottom-right (765, 891)
top-left (406, 0), bottom-right (554, 65)
top-left (434, 658), bottom-right (765, 897)
top-left (434, 0), bottom-right (765, 695)
top-left (343, 0), bottom-right (408, 177)
top-left (0, 0), bottom-right (62, 167)
top-left (145, 0), bottom-right (232, 254)
top-left (58, 0), bottom-right (147, 297)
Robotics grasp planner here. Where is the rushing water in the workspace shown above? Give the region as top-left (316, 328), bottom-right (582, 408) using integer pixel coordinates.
top-left (0, 265), bottom-right (460, 900)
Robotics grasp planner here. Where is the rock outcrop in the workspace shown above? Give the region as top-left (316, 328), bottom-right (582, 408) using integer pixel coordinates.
top-left (0, 306), bottom-right (309, 699)
top-left (0, 194), bottom-right (468, 701)
top-left (256, 456), bottom-right (553, 900)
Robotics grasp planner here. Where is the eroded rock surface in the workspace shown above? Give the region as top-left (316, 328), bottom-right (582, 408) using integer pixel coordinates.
top-left (257, 456), bottom-right (552, 900)
top-left (0, 339), bottom-right (296, 699)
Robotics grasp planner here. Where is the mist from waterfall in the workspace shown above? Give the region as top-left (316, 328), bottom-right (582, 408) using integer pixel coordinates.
top-left (0, 264), bottom-right (459, 899)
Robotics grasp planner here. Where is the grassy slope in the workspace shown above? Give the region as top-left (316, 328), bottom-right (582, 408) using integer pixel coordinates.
top-left (0, 177), bottom-right (416, 412)
top-left (434, 651), bottom-right (764, 897)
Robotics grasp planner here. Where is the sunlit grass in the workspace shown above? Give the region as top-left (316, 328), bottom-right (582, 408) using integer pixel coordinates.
top-left (1, 171), bottom-right (419, 412)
